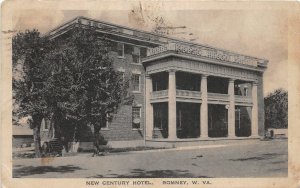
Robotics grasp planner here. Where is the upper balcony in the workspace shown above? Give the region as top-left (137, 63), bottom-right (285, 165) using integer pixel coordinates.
top-left (150, 89), bottom-right (252, 105)
top-left (207, 93), bottom-right (230, 103)
top-left (176, 90), bottom-right (201, 99)
top-left (149, 72), bottom-right (253, 105)
top-left (235, 95), bottom-right (253, 105)
top-left (151, 90), bottom-right (168, 101)
top-left (150, 89), bottom-right (201, 103)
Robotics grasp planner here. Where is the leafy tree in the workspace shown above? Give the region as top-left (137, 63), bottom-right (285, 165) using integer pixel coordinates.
top-left (44, 27), bottom-right (128, 149)
top-left (13, 27), bottom-right (128, 156)
top-left (13, 30), bottom-right (52, 157)
top-left (264, 88), bottom-right (288, 129)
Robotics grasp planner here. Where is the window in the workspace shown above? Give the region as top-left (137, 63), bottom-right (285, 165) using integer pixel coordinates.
top-left (101, 114), bottom-right (111, 130)
top-left (117, 43), bottom-right (124, 57)
top-left (235, 85), bottom-right (242, 95)
top-left (238, 87), bottom-right (242, 95)
top-left (132, 106), bottom-right (141, 129)
top-left (41, 118), bottom-right (49, 131)
top-left (244, 87), bottom-right (248, 96)
top-left (132, 46), bottom-right (140, 64)
top-left (131, 74), bottom-right (140, 92)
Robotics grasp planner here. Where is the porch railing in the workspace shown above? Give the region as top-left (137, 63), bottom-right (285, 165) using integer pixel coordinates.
top-left (235, 95), bottom-right (252, 104)
top-left (151, 90), bottom-right (168, 99)
top-left (207, 93), bottom-right (230, 101)
top-left (151, 89), bottom-right (202, 100)
top-left (151, 91), bottom-right (252, 104)
top-left (176, 90), bottom-right (201, 99)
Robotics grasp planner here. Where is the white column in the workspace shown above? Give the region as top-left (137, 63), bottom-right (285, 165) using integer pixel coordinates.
top-left (200, 75), bottom-right (208, 138)
top-left (251, 82), bottom-right (259, 137)
top-left (145, 74), bottom-right (153, 139)
top-left (228, 78), bottom-right (236, 138)
top-left (168, 69), bottom-right (177, 140)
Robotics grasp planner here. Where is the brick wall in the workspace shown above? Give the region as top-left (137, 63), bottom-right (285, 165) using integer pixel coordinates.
top-left (98, 47), bottom-right (146, 141)
top-left (101, 105), bottom-right (144, 141)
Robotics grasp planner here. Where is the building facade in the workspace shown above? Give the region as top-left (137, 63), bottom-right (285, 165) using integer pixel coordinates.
top-left (46, 16), bottom-right (268, 147)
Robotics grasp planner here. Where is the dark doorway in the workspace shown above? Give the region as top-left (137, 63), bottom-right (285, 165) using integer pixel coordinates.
top-left (153, 103), bottom-right (168, 138)
top-left (235, 106), bottom-right (251, 137)
top-left (208, 104), bottom-right (228, 137)
top-left (176, 102), bottom-right (200, 139)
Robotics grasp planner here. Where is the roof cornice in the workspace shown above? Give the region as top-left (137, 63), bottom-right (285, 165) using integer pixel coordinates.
top-left (142, 51), bottom-right (267, 73)
top-left (45, 16), bottom-right (269, 65)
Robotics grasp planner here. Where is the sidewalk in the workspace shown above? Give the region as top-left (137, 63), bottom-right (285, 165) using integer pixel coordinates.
top-left (13, 139), bottom-right (287, 178)
top-left (13, 138), bottom-right (268, 159)
top-left (90, 139), bottom-right (265, 156)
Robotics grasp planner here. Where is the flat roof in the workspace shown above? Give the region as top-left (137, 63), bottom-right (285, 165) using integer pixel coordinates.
top-left (45, 16), bottom-right (268, 67)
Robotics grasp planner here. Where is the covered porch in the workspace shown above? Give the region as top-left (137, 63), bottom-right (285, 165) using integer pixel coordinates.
top-left (143, 42), bottom-right (264, 142)
top-left (145, 70), bottom-right (258, 141)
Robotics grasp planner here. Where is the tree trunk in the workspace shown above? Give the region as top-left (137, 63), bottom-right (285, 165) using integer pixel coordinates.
top-left (53, 111), bottom-right (62, 139)
top-left (32, 115), bottom-right (43, 158)
top-left (33, 126), bottom-right (41, 157)
top-left (94, 123), bottom-right (101, 137)
top-left (93, 122), bottom-right (102, 153)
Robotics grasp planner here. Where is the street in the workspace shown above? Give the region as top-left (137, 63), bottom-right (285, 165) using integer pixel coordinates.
top-left (13, 139), bottom-right (287, 178)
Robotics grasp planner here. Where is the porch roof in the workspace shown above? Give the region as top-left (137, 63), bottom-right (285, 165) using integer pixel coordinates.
top-left (142, 43), bottom-right (268, 72)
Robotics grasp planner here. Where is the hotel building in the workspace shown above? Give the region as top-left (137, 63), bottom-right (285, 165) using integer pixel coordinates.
top-left (44, 16), bottom-right (268, 148)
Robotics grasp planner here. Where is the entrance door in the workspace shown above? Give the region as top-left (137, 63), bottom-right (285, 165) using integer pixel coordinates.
top-left (208, 104), bottom-right (228, 137)
top-left (176, 102), bottom-right (200, 138)
top-left (235, 106), bottom-right (251, 137)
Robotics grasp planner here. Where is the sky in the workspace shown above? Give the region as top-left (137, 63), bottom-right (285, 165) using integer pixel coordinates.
top-left (12, 3), bottom-right (288, 96)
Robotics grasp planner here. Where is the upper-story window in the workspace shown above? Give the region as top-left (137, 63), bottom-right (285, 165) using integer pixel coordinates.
top-left (41, 118), bottom-right (49, 131)
top-left (132, 46), bottom-right (140, 64)
top-left (234, 84), bottom-right (249, 96)
top-left (244, 87), bottom-right (248, 96)
top-left (131, 74), bottom-right (141, 92)
top-left (117, 43), bottom-right (124, 57)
